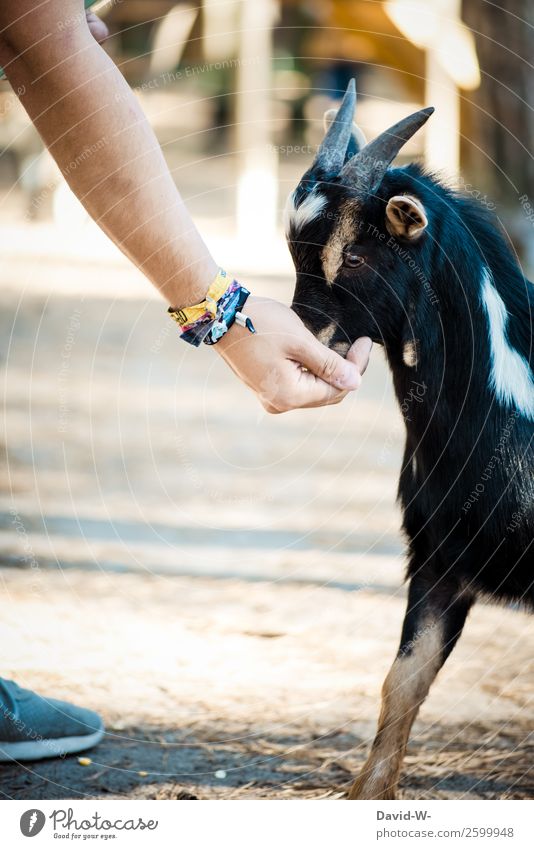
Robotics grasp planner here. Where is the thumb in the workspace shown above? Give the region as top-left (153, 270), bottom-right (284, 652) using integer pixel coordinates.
top-left (347, 337), bottom-right (373, 375)
top-left (297, 337), bottom-right (362, 390)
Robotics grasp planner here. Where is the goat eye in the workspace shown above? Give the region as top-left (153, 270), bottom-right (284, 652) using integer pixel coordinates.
top-left (343, 247), bottom-right (365, 268)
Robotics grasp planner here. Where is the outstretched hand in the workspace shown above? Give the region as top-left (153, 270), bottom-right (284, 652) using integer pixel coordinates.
top-left (215, 296), bottom-right (372, 413)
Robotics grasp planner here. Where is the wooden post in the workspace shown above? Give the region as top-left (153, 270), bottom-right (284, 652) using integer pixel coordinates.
top-left (424, 43), bottom-right (460, 176)
top-left (235, 0), bottom-right (278, 244)
top-left (386, 0), bottom-right (479, 179)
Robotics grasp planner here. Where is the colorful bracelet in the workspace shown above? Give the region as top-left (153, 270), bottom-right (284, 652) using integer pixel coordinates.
top-left (167, 268), bottom-right (256, 347)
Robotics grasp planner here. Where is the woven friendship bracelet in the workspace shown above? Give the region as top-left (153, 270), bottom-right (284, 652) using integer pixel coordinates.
top-left (168, 268), bottom-right (255, 347)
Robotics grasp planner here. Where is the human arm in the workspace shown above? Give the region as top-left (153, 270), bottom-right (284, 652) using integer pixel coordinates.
top-left (0, 0), bottom-right (371, 410)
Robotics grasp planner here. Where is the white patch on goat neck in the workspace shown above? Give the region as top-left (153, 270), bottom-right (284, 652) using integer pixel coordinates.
top-left (403, 339), bottom-right (418, 368)
top-left (283, 188), bottom-right (327, 237)
top-left (481, 268), bottom-right (534, 419)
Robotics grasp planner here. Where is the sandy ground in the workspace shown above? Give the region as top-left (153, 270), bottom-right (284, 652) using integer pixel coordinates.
top-left (0, 269), bottom-right (533, 800)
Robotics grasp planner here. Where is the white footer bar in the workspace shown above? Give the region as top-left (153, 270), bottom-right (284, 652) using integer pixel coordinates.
top-left (2, 799), bottom-right (532, 848)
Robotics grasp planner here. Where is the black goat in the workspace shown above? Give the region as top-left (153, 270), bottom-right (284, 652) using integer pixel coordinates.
top-left (286, 80), bottom-right (534, 799)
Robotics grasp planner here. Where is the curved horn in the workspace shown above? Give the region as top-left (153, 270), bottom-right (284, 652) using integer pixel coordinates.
top-left (309, 78), bottom-right (356, 177)
top-left (323, 108), bottom-right (367, 158)
top-left (339, 107), bottom-right (434, 193)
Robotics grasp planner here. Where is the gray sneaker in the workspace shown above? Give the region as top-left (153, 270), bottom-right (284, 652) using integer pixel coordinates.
top-left (0, 679), bottom-right (104, 762)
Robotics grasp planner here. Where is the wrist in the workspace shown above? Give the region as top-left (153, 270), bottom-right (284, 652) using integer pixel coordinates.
top-left (165, 257), bottom-right (218, 309)
top-left (214, 295), bottom-right (264, 353)
top-left (168, 268), bottom-right (255, 347)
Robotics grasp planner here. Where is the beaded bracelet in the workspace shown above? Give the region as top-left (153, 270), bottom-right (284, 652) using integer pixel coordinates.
top-left (168, 268), bottom-right (256, 347)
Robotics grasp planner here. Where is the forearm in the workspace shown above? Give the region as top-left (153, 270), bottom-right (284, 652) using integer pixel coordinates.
top-left (0, 1), bottom-right (372, 412)
top-left (0, 0), bottom-right (216, 306)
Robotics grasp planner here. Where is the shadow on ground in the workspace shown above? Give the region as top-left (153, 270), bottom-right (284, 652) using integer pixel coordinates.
top-left (1, 720), bottom-right (532, 801)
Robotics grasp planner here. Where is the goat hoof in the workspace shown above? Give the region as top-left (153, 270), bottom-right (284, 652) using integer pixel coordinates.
top-left (347, 775), bottom-right (397, 800)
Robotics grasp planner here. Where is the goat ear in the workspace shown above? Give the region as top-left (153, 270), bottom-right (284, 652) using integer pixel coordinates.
top-left (323, 108), bottom-right (367, 160)
top-left (386, 195), bottom-right (428, 240)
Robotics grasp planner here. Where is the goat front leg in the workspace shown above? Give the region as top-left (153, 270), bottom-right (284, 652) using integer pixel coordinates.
top-left (348, 574), bottom-right (473, 800)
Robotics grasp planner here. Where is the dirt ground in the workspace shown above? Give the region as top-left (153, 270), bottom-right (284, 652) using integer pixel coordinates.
top-left (1, 277), bottom-right (533, 801)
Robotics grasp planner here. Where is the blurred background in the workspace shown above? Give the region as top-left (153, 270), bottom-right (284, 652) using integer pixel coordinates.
top-left (1, 0), bottom-right (533, 800)
top-left (0, 0), bottom-right (533, 266)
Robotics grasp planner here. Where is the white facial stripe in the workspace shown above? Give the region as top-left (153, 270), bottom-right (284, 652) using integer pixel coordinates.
top-left (320, 198), bottom-right (359, 286)
top-left (481, 268), bottom-right (534, 419)
top-left (283, 188), bottom-right (327, 237)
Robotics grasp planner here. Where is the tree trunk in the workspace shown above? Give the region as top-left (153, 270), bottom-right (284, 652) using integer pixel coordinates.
top-left (461, 0), bottom-right (534, 268)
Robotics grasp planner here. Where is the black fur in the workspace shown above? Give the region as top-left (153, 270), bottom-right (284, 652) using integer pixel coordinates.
top-left (289, 164), bottom-right (534, 611)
